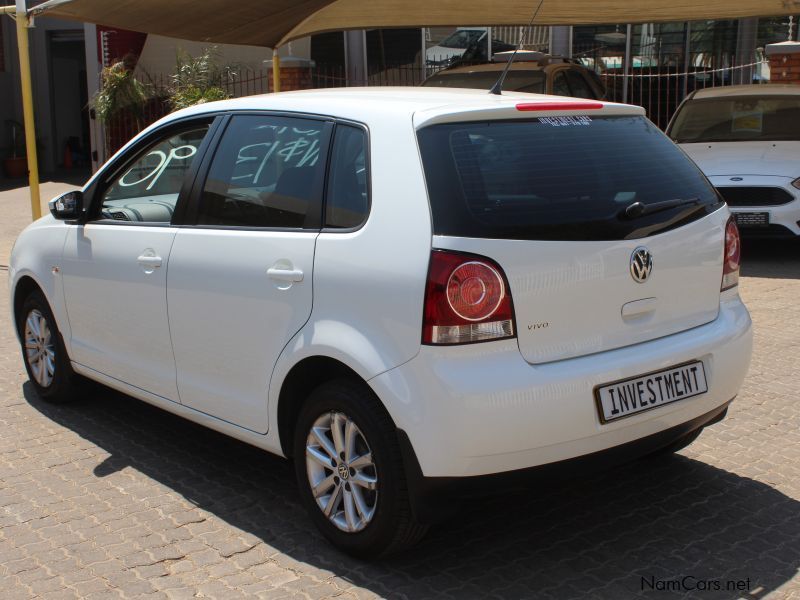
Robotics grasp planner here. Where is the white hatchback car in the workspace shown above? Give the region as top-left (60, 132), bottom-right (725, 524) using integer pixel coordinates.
top-left (10, 88), bottom-right (752, 557)
top-left (668, 84), bottom-right (800, 237)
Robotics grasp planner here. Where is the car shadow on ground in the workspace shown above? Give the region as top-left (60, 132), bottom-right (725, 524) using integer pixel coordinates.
top-left (24, 383), bottom-right (800, 599)
top-left (740, 238), bottom-right (800, 280)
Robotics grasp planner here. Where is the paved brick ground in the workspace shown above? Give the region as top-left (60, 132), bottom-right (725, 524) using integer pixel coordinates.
top-left (1, 179), bottom-right (799, 599)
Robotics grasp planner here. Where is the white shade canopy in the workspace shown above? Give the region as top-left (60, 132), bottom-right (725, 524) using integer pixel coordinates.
top-left (31, 0), bottom-right (800, 48)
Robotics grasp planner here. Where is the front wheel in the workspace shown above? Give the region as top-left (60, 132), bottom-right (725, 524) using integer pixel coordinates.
top-left (293, 379), bottom-right (427, 558)
top-left (17, 290), bottom-right (80, 403)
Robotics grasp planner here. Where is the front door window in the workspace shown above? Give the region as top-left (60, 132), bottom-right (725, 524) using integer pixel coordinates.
top-left (100, 127), bottom-right (209, 223)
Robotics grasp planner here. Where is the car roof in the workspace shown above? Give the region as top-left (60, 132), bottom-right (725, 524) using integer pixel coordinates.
top-left (95, 88), bottom-right (643, 190)
top-left (168, 87), bottom-right (518, 124)
top-left (163, 87), bottom-right (639, 127)
top-left (691, 84), bottom-right (800, 99)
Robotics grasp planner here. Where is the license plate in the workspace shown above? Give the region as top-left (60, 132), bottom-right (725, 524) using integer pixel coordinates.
top-left (595, 361), bottom-right (708, 424)
top-left (732, 211), bottom-right (769, 228)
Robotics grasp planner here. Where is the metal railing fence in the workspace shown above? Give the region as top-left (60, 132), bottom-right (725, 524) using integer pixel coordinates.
top-left (103, 59), bottom-right (769, 154)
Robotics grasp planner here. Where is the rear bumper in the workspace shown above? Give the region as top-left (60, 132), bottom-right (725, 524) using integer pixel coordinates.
top-left (369, 294), bottom-right (752, 478)
top-left (397, 400), bottom-right (731, 522)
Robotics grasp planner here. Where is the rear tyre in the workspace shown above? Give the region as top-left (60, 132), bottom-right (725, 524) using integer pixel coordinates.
top-left (649, 427), bottom-right (703, 457)
top-left (293, 379), bottom-right (428, 558)
top-left (17, 290), bottom-right (79, 404)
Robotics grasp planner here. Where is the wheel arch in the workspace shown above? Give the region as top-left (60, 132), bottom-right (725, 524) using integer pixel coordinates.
top-left (269, 318), bottom-right (421, 458)
top-left (12, 275), bottom-right (47, 336)
top-left (9, 220), bottom-right (72, 344)
top-left (276, 355), bottom-right (367, 458)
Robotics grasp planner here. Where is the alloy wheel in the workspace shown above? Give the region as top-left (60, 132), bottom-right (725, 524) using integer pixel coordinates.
top-left (305, 410), bottom-right (378, 533)
top-left (24, 309), bottom-right (55, 388)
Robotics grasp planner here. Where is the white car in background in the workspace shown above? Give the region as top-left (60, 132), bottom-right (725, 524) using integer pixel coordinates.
top-left (10, 88), bottom-right (752, 557)
top-left (667, 84), bottom-right (800, 238)
top-left (425, 28), bottom-right (515, 68)
top-left (426, 28), bottom-right (487, 67)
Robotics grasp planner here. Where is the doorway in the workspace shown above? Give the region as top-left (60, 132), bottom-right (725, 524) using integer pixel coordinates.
top-left (48, 30), bottom-right (90, 174)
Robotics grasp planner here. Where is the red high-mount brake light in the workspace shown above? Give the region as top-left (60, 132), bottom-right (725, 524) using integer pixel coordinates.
top-left (515, 101), bottom-right (603, 112)
top-left (423, 250), bottom-right (515, 345)
top-left (721, 217), bottom-right (741, 291)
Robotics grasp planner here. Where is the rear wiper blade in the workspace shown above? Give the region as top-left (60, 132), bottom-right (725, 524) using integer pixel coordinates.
top-left (622, 197), bottom-right (702, 220)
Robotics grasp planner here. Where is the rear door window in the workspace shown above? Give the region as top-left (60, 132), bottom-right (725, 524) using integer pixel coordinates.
top-left (417, 116), bottom-right (722, 241)
top-left (196, 115), bottom-right (329, 228)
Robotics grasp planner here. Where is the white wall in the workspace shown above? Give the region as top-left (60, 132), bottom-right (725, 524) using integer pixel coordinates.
top-left (135, 35), bottom-right (313, 76)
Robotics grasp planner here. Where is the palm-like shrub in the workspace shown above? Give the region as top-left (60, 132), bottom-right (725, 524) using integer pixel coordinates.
top-left (169, 47), bottom-right (233, 111)
top-left (93, 55), bottom-right (150, 126)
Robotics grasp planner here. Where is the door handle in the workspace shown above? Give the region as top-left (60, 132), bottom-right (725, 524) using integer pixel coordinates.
top-left (267, 266), bottom-right (304, 282)
top-left (137, 255), bottom-right (162, 268)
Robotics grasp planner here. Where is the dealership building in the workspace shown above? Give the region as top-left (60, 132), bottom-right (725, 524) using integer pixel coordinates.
top-left (1, 14), bottom-right (798, 176)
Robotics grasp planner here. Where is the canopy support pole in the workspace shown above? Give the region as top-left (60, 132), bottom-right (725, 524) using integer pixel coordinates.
top-left (272, 49), bottom-right (281, 92)
top-left (622, 24), bottom-right (632, 104)
top-left (9, 1), bottom-right (42, 220)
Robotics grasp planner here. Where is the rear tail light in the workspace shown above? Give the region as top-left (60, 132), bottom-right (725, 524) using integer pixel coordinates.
top-left (423, 250), bottom-right (515, 345)
top-left (721, 217), bottom-right (741, 291)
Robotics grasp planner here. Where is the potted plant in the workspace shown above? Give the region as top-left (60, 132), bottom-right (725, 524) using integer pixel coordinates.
top-left (3, 120), bottom-right (27, 179)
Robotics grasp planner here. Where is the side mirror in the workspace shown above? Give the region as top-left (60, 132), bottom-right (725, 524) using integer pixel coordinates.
top-left (48, 191), bottom-right (83, 220)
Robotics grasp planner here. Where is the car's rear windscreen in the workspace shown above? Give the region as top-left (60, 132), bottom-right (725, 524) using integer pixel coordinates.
top-left (417, 115), bottom-right (722, 241)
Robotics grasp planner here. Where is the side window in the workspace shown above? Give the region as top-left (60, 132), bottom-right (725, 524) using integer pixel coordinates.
top-left (552, 72), bottom-right (571, 97)
top-left (325, 125), bottom-right (369, 229)
top-left (196, 115), bottom-right (327, 228)
top-left (101, 126), bottom-right (209, 222)
top-left (565, 70), bottom-right (596, 99)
